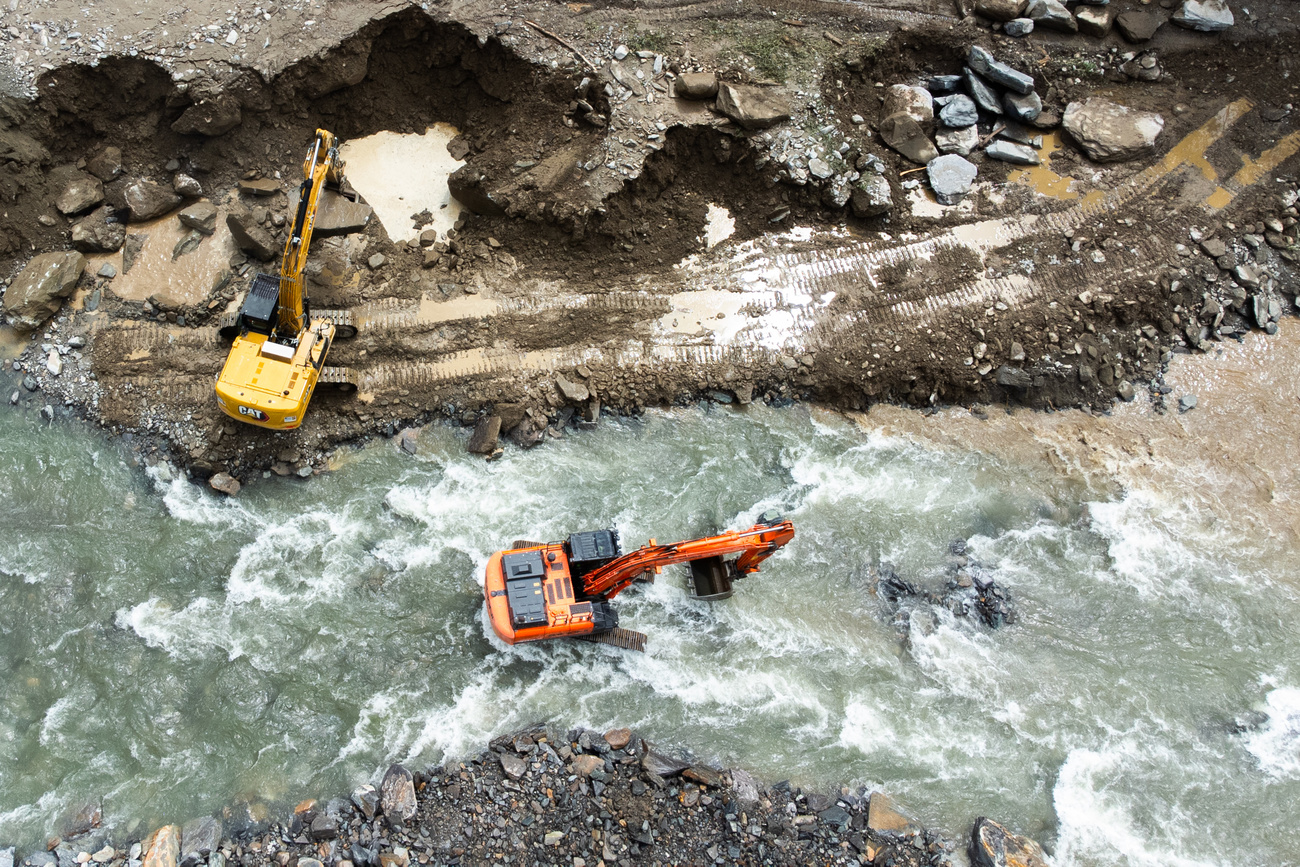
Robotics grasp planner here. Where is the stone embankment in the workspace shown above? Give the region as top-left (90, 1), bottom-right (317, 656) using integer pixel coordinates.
top-left (6, 725), bottom-right (1048, 867)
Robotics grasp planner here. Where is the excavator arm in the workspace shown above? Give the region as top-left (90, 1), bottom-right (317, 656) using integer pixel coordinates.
top-left (277, 129), bottom-right (344, 337)
top-left (578, 519), bottom-right (795, 601)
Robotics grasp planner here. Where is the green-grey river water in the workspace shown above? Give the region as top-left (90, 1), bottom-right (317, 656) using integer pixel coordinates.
top-left (1, 396), bottom-right (1298, 866)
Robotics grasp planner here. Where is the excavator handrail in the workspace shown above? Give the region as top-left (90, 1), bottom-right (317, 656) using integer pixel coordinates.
top-left (578, 519), bottom-right (795, 601)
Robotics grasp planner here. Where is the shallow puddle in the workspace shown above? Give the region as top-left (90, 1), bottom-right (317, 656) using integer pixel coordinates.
top-left (703, 204), bottom-right (735, 249)
top-left (339, 124), bottom-right (465, 244)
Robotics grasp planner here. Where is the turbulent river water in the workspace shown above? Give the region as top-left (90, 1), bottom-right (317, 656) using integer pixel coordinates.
top-left (3, 329), bottom-right (1300, 866)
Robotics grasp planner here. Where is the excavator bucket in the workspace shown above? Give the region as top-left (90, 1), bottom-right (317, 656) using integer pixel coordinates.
top-left (580, 628), bottom-right (647, 653)
top-left (688, 555), bottom-right (734, 600)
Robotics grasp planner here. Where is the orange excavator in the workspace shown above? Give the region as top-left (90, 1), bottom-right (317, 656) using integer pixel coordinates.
top-left (483, 516), bottom-right (795, 651)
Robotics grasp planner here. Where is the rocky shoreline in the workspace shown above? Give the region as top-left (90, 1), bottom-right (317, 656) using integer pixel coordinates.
top-left (7, 725), bottom-right (1049, 867)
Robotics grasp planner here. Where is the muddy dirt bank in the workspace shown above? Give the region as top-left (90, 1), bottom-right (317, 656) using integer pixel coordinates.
top-left (0, 0), bottom-right (1297, 483)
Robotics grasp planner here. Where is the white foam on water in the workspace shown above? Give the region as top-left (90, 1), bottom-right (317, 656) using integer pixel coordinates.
top-left (152, 468), bottom-right (250, 527)
top-left (1244, 685), bottom-right (1300, 779)
top-left (37, 688), bottom-right (87, 748)
top-left (226, 510), bottom-right (364, 606)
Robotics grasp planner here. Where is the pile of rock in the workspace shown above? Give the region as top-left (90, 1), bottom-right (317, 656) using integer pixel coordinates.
top-left (879, 46), bottom-right (1054, 206)
top-left (873, 540), bottom-right (1019, 630)
top-left (970, 0), bottom-right (1232, 39)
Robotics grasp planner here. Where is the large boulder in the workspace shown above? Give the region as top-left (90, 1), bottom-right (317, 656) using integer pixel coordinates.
top-left (1116, 9), bottom-right (1165, 40)
top-left (676, 72), bottom-right (719, 99)
top-left (71, 206), bottom-right (126, 253)
top-left (380, 764), bottom-right (417, 823)
top-left (882, 84), bottom-right (935, 131)
top-left (1003, 90), bottom-right (1043, 122)
top-left (3, 251), bottom-right (85, 331)
top-left (850, 173), bottom-right (893, 217)
top-left (975, 0), bottom-right (1027, 20)
top-left (170, 94), bottom-right (242, 136)
top-left (937, 124), bottom-right (980, 156)
top-left (178, 202), bottom-right (218, 236)
top-left (86, 146), bottom-right (123, 181)
top-left (467, 416), bottom-right (502, 454)
top-left (927, 154), bottom-right (978, 205)
top-left (1026, 0), bottom-right (1078, 30)
top-left (1075, 4), bottom-right (1115, 36)
top-left (1063, 98), bottom-right (1164, 162)
top-left (964, 69), bottom-right (1004, 115)
top-left (313, 190), bottom-right (373, 237)
top-left (969, 817), bottom-right (1049, 867)
top-left (715, 84), bottom-right (791, 130)
top-left (938, 94), bottom-right (978, 128)
top-left (967, 46), bottom-right (1035, 95)
top-left (879, 113), bottom-right (939, 164)
top-left (1172, 0), bottom-right (1233, 30)
top-left (125, 180), bottom-right (182, 221)
top-left (141, 825), bottom-right (180, 867)
top-left (180, 817), bottom-right (221, 867)
top-left (225, 209), bottom-right (278, 261)
top-left (56, 172), bottom-right (105, 216)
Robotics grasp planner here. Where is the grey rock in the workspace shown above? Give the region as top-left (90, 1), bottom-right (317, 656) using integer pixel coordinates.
top-left (86, 146), bottom-right (123, 182)
top-left (1004, 17), bottom-right (1035, 35)
top-left (56, 173), bottom-right (105, 216)
top-left (1179, 395), bottom-right (1198, 413)
top-left (172, 229), bottom-right (204, 261)
top-left (879, 113), bottom-right (939, 164)
top-left (4, 251), bottom-right (85, 332)
top-left (172, 173), bottom-right (203, 198)
top-left (171, 94), bottom-right (242, 136)
top-left (676, 72), bottom-right (718, 99)
top-left (367, 253), bottom-right (386, 270)
top-left (0, 848), bottom-right (12, 867)
top-left (397, 428), bottom-right (419, 455)
top-left (928, 74), bottom-right (964, 92)
top-left (808, 157), bottom-right (834, 179)
top-left (500, 752), bottom-right (527, 780)
top-left (1009, 341), bottom-right (1026, 361)
top-left (1200, 238), bottom-right (1228, 258)
top-left (225, 210), bottom-right (277, 261)
top-left (312, 190), bottom-right (373, 237)
top-left (380, 764), bottom-right (417, 823)
top-left (641, 745), bottom-right (689, 777)
top-left (308, 814), bottom-right (338, 842)
top-left (98, 263), bottom-right (117, 279)
top-left (1172, 0), bottom-right (1233, 30)
top-left (996, 366), bottom-right (1033, 388)
top-left (71, 206), bottom-right (126, 253)
top-left (209, 473), bottom-right (240, 496)
top-left (964, 69), bottom-right (1004, 115)
top-left (1063, 98), bottom-right (1164, 162)
top-left (882, 84), bottom-right (935, 130)
top-left (1235, 263), bottom-right (1261, 288)
top-left (819, 805), bottom-right (852, 829)
top-left (556, 374), bottom-right (590, 403)
top-left (986, 140), bottom-right (1041, 165)
top-left (122, 234), bottom-right (146, 274)
top-left (850, 173), bottom-right (893, 218)
top-left (1075, 4), bottom-right (1114, 36)
top-left (125, 180), bottom-right (182, 221)
top-left (237, 178), bottom-right (279, 197)
top-left (26, 853), bottom-right (56, 867)
top-left (1026, 0), bottom-right (1079, 30)
top-left (178, 202), bottom-right (218, 236)
top-left (976, 0), bottom-right (1027, 19)
top-left (967, 46), bottom-right (1035, 95)
top-left (1116, 9), bottom-right (1165, 40)
top-left (937, 124), bottom-right (980, 156)
top-left (927, 154), bottom-right (979, 205)
top-left (180, 817), bottom-right (221, 867)
top-left (970, 818), bottom-right (1049, 867)
top-left (820, 174), bottom-right (853, 208)
top-left (714, 84), bottom-right (792, 130)
top-left (939, 94), bottom-right (979, 128)
top-left (351, 784), bottom-right (379, 820)
top-left (467, 416), bottom-right (502, 454)
top-left (1003, 90), bottom-right (1043, 122)
top-left (1117, 381), bottom-right (1136, 401)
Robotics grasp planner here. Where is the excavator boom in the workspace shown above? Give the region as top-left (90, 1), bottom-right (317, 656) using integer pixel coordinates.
top-left (482, 518), bottom-right (794, 649)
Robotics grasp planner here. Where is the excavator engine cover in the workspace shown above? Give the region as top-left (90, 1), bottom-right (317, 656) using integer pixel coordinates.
top-left (566, 529), bottom-right (621, 581)
top-left (239, 273), bottom-right (280, 336)
top-left (689, 556), bottom-right (734, 600)
top-left (501, 550), bottom-right (547, 628)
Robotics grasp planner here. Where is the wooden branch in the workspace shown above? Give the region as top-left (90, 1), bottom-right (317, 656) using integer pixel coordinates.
top-left (524, 20), bottom-right (597, 72)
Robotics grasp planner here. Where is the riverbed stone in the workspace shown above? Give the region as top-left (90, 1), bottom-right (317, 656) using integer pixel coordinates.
top-left (71, 206), bottom-right (126, 253)
top-left (226, 210), bottom-right (277, 261)
top-left (1003, 17), bottom-right (1035, 35)
top-left (937, 124), bottom-right (980, 156)
top-left (571, 754), bottom-right (605, 777)
top-left (642, 744), bottom-right (689, 777)
top-left (970, 817), bottom-right (1049, 867)
top-left (939, 94), bottom-right (979, 128)
top-left (380, 764), bottom-right (418, 823)
top-left (964, 69), bottom-right (1004, 115)
top-left (1063, 98), bottom-right (1164, 162)
top-left (208, 473), bottom-right (240, 496)
top-left (56, 173), bottom-right (104, 216)
top-left (555, 374), bottom-right (590, 403)
top-left (178, 202), bottom-right (218, 236)
top-left (927, 154), bottom-right (978, 205)
top-left (714, 84), bottom-right (791, 130)
top-left (850, 173), bottom-right (893, 217)
top-left (125, 180), bottom-right (182, 221)
top-left (180, 817), bottom-right (220, 867)
top-left (86, 146), bottom-right (123, 182)
top-left (351, 784), bottom-right (379, 820)
top-left (141, 826), bottom-right (179, 867)
top-left (467, 415), bottom-right (502, 454)
top-left (500, 752), bottom-right (527, 780)
top-left (967, 46), bottom-right (1035, 95)
top-left (882, 84), bottom-right (935, 130)
top-left (1116, 9), bottom-right (1165, 40)
top-left (867, 792), bottom-right (919, 834)
top-left (1026, 0), bottom-right (1078, 30)
top-left (986, 140), bottom-right (1041, 165)
top-left (975, 0), bottom-right (1027, 18)
top-left (676, 72), bottom-right (718, 99)
top-left (604, 727), bottom-right (632, 750)
top-left (1172, 0), bottom-right (1233, 30)
top-left (879, 114), bottom-right (939, 164)
top-left (4, 251), bottom-right (85, 332)
top-left (172, 173), bottom-right (203, 199)
top-left (1075, 4), bottom-right (1114, 36)
top-left (171, 94), bottom-right (242, 136)
top-left (313, 190), bottom-right (373, 237)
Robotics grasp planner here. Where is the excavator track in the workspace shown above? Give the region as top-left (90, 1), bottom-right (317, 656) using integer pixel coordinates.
top-left (216, 311), bottom-right (241, 342)
top-left (315, 309), bottom-right (357, 339)
top-left (318, 366), bottom-right (359, 393)
top-left (580, 628), bottom-right (647, 653)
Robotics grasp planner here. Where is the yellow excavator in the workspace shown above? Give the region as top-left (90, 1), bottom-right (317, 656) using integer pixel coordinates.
top-left (215, 129), bottom-right (358, 430)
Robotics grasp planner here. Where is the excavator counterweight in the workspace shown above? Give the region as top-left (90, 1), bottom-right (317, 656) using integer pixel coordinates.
top-left (214, 129), bottom-right (358, 430)
top-left (483, 518), bottom-right (794, 651)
